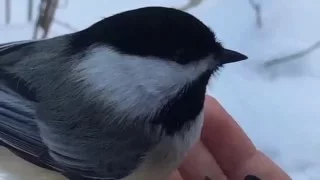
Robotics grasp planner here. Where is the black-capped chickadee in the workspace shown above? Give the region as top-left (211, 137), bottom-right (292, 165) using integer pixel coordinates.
top-left (0, 6), bottom-right (247, 180)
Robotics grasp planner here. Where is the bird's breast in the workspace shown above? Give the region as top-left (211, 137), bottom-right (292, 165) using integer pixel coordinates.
top-left (123, 110), bottom-right (204, 180)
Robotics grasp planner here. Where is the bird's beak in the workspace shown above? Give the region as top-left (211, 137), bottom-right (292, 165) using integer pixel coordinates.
top-left (219, 48), bottom-right (248, 64)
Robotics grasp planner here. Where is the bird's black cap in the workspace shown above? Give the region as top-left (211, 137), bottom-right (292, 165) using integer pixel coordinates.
top-left (70, 6), bottom-right (247, 65)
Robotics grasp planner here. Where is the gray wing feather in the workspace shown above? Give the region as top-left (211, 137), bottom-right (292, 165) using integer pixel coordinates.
top-left (0, 40), bottom-right (48, 157)
top-left (0, 81), bottom-right (62, 171)
top-left (35, 84), bottom-right (156, 179)
top-left (0, 40), bottom-right (64, 173)
top-left (0, 40), bottom-right (158, 179)
top-left (0, 40), bottom-right (36, 58)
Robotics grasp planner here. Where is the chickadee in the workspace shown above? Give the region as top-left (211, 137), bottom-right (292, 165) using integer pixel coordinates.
top-left (0, 6), bottom-right (247, 180)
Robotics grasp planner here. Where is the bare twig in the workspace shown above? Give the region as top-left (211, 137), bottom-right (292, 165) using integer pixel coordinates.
top-left (249, 0), bottom-right (262, 28)
top-left (263, 40), bottom-right (320, 68)
top-left (28, 0), bottom-right (34, 22)
top-left (178, 0), bottom-right (203, 11)
top-left (5, 0), bottom-right (11, 24)
top-left (53, 18), bottom-right (77, 31)
top-left (33, 0), bottom-right (59, 39)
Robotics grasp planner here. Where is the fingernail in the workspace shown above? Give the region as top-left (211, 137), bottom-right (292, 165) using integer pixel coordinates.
top-left (245, 175), bottom-right (261, 180)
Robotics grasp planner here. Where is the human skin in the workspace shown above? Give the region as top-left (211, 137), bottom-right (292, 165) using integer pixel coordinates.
top-left (169, 96), bottom-right (291, 180)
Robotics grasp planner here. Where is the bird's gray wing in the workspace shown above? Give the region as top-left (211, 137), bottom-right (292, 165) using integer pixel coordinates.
top-left (0, 40), bottom-right (36, 56)
top-left (34, 79), bottom-right (158, 180)
top-left (0, 40), bottom-right (64, 172)
top-left (0, 40), bottom-right (158, 180)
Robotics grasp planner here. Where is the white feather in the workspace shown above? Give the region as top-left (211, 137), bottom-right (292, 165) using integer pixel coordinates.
top-left (73, 45), bottom-right (215, 121)
top-left (123, 110), bottom-right (204, 180)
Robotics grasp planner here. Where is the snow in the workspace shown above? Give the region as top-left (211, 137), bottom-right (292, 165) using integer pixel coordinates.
top-left (205, 1), bottom-right (320, 179)
top-left (1, 0), bottom-right (320, 179)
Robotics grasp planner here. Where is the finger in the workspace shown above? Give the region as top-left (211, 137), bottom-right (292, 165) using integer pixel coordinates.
top-left (178, 141), bottom-right (227, 180)
top-left (168, 170), bottom-right (183, 180)
top-left (201, 96), bottom-right (256, 174)
top-left (202, 96), bottom-right (290, 179)
top-left (230, 150), bottom-right (291, 180)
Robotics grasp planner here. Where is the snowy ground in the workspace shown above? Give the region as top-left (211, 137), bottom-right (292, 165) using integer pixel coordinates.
top-left (1, 0), bottom-right (320, 179)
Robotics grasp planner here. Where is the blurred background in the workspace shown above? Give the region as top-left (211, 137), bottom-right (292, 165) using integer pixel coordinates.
top-left (1, 0), bottom-right (320, 179)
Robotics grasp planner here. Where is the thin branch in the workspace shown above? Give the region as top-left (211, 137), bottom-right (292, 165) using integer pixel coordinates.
top-left (5, 0), bottom-right (11, 24)
top-left (28, 0), bottom-right (34, 22)
top-left (33, 0), bottom-right (59, 39)
top-left (249, 0), bottom-right (262, 28)
top-left (179, 0), bottom-right (203, 11)
top-left (52, 18), bottom-right (77, 32)
top-left (263, 40), bottom-right (320, 68)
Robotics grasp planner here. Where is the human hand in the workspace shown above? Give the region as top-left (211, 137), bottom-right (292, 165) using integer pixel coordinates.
top-left (169, 96), bottom-right (291, 180)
